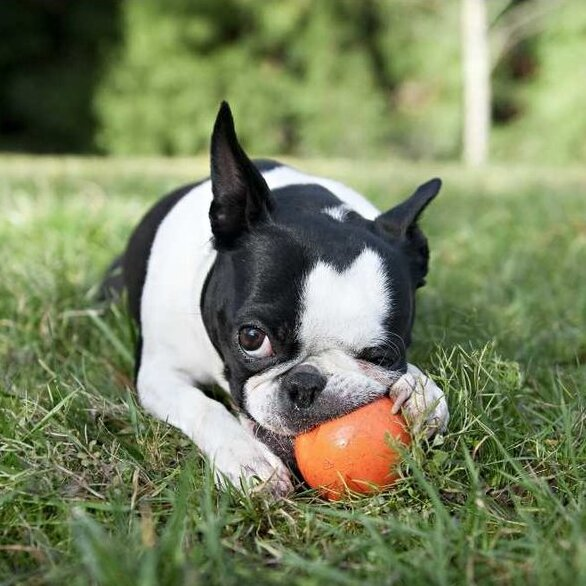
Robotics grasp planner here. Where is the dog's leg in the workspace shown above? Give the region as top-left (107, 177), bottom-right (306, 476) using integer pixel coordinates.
top-left (389, 363), bottom-right (449, 437)
top-left (137, 363), bottom-right (293, 497)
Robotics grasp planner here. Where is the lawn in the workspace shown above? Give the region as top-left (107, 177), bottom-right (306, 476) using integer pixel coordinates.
top-left (1, 156), bottom-right (585, 585)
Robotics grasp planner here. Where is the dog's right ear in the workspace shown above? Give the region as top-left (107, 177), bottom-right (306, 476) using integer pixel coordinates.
top-left (209, 101), bottom-right (273, 250)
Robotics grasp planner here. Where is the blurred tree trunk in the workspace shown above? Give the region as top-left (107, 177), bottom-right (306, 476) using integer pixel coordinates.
top-left (462, 0), bottom-right (490, 166)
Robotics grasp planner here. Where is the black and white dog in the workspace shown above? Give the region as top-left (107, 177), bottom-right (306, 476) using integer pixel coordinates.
top-left (104, 102), bottom-right (448, 496)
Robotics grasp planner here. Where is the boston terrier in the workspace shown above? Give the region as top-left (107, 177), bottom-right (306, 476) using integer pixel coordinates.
top-left (102, 102), bottom-right (449, 497)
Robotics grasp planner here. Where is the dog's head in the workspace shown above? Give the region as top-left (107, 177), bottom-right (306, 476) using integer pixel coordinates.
top-left (202, 103), bottom-right (441, 435)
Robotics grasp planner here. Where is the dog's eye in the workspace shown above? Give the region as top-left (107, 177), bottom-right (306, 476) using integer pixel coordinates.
top-left (359, 346), bottom-right (402, 369)
top-left (238, 326), bottom-right (274, 358)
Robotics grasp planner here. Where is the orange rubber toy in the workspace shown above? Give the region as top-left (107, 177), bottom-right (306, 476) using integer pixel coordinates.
top-left (294, 397), bottom-right (411, 500)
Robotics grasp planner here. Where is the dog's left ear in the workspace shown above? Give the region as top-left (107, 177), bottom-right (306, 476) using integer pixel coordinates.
top-left (209, 101), bottom-right (273, 249)
top-left (375, 178), bottom-right (441, 288)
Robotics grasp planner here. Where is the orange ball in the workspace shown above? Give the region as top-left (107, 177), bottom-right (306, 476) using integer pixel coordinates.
top-left (294, 397), bottom-right (411, 500)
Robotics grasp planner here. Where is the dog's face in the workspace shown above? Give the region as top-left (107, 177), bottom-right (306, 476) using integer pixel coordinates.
top-left (202, 104), bottom-right (441, 436)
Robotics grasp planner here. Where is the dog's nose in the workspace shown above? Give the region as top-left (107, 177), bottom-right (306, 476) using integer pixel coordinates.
top-left (284, 364), bottom-right (327, 409)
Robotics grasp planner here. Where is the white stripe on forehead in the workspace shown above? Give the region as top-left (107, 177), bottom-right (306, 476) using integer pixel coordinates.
top-left (298, 248), bottom-right (391, 354)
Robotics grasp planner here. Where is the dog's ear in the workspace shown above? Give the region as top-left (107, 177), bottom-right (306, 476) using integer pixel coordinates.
top-left (209, 101), bottom-right (273, 249)
top-left (375, 178), bottom-right (441, 288)
top-left (375, 178), bottom-right (441, 239)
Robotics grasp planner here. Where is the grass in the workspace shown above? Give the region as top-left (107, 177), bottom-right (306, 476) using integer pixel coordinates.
top-left (0, 156), bottom-right (585, 585)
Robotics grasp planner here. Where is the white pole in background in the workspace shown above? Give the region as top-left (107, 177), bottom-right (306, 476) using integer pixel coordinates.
top-left (462, 0), bottom-right (491, 166)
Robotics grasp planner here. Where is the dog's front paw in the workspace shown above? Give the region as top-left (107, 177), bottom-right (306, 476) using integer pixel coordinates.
top-left (212, 433), bottom-right (293, 498)
top-left (389, 364), bottom-right (449, 438)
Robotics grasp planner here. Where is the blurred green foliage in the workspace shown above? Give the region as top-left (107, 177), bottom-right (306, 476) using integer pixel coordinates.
top-left (492, 3), bottom-right (586, 163)
top-left (96, 0), bottom-right (462, 157)
top-left (0, 0), bottom-right (584, 161)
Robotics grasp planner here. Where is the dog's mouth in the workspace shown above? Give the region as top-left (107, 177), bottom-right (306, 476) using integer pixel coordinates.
top-left (244, 362), bottom-right (401, 438)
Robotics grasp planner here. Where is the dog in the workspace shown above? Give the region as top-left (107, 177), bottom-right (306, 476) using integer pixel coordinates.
top-left (102, 102), bottom-right (449, 496)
